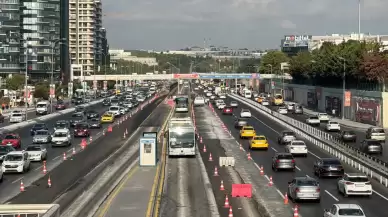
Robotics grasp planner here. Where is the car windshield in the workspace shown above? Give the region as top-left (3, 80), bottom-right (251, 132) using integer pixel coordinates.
top-left (372, 128), bottom-right (384, 133)
top-left (338, 208), bottom-right (364, 216)
top-left (241, 109), bottom-right (249, 113)
top-left (87, 111), bottom-right (97, 114)
top-left (310, 117), bottom-right (319, 119)
top-left (344, 131), bottom-right (355, 135)
top-left (4, 135), bottom-right (17, 139)
top-left (35, 131), bottom-right (49, 136)
top-left (330, 122), bottom-right (339, 124)
top-left (347, 176), bottom-right (369, 182)
top-left (33, 124), bottom-right (45, 129)
top-left (110, 107), bottom-right (119, 111)
top-left (75, 124), bottom-right (88, 129)
top-left (4, 154), bottom-right (23, 161)
top-left (12, 113), bottom-right (22, 117)
top-left (283, 132), bottom-right (295, 136)
top-left (297, 180), bottom-right (318, 186)
top-left (292, 141), bottom-right (305, 146)
top-left (231, 101), bottom-right (237, 104)
top-left (55, 122), bottom-right (67, 128)
top-left (275, 95), bottom-right (282, 99)
top-left (54, 132), bottom-right (67, 137)
top-left (36, 104), bottom-right (46, 108)
top-left (26, 146), bottom-right (41, 151)
top-left (322, 159), bottom-right (341, 165)
top-left (244, 127), bottom-right (254, 131)
top-left (90, 118), bottom-right (99, 122)
top-left (254, 136), bottom-right (266, 140)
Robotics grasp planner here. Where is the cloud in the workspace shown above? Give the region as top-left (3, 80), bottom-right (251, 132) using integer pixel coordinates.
top-left (102, 0), bottom-right (388, 50)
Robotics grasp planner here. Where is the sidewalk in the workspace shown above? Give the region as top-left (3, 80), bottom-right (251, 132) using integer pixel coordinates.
top-left (285, 101), bottom-right (373, 130)
top-left (95, 166), bottom-right (158, 217)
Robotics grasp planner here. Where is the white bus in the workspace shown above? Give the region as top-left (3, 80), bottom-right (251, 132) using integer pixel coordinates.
top-left (244, 90), bottom-right (252, 98)
top-left (167, 117), bottom-right (196, 156)
top-left (175, 95), bottom-right (189, 113)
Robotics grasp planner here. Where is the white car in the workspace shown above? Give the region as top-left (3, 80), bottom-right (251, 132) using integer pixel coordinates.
top-left (337, 173), bottom-right (372, 196)
top-left (215, 100), bottom-right (224, 107)
top-left (217, 103), bottom-right (226, 110)
top-left (206, 92), bottom-right (212, 97)
top-left (204, 89), bottom-right (208, 93)
top-left (262, 100), bottom-right (269, 106)
top-left (210, 95), bottom-right (216, 100)
top-left (109, 106), bottom-right (121, 117)
top-left (51, 129), bottom-right (72, 147)
top-left (326, 121), bottom-right (341, 132)
top-left (9, 111), bottom-right (25, 123)
top-left (285, 140), bottom-right (308, 157)
top-left (194, 87), bottom-right (199, 91)
top-left (123, 102), bottom-right (133, 109)
top-left (323, 204), bottom-right (366, 217)
top-left (2, 151), bottom-right (30, 173)
top-left (318, 113), bottom-right (330, 122)
top-left (278, 107), bottom-right (288, 114)
top-left (287, 103), bottom-right (295, 111)
top-left (230, 101), bottom-right (238, 107)
top-left (219, 94), bottom-right (226, 99)
top-left (25, 145), bottom-right (47, 162)
top-left (194, 97), bottom-right (205, 106)
top-left (119, 107), bottom-right (126, 114)
top-left (306, 116), bottom-right (320, 126)
top-left (240, 109), bottom-right (251, 118)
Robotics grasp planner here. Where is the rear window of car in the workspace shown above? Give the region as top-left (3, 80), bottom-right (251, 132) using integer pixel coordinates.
top-left (372, 128), bottom-right (384, 133)
top-left (347, 176), bottom-right (369, 182)
top-left (277, 154), bottom-right (294, 160)
top-left (297, 180), bottom-right (318, 186)
top-left (244, 127), bottom-right (254, 130)
top-left (283, 132), bottom-right (295, 136)
top-left (254, 136), bottom-right (266, 140)
top-left (322, 159), bottom-right (341, 165)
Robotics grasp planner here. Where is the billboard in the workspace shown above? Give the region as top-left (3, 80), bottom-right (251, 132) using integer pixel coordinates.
top-left (173, 73), bottom-right (199, 79)
top-left (282, 35), bottom-right (311, 47)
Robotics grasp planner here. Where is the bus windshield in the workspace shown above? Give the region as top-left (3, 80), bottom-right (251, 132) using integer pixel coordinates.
top-left (169, 131), bottom-right (195, 148)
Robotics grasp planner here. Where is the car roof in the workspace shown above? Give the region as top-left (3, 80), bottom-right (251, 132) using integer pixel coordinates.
top-left (54, 129), bottom-right (69, 133)
top-left (8, 151), bottom-right (25, 155)
top-left (335, 204), bottom-right (362, 209)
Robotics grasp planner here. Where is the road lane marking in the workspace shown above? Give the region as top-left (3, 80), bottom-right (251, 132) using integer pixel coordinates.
top-left (325, 190), bottom-right (339, 201)
top-left (373, 190), bottom-right (388, 201)
top-left (308, 151), bottom-right (321, 159)
top-left (11, 177), bottom-right (23, 184)
top-left (295, 166), bottom-right (301, 171)
top-left (52, 155), bottom-right (60, 161)
top-left (271, 147), bottom-right (278, 152)
top-left (34, 165), bottom-right (43, 171)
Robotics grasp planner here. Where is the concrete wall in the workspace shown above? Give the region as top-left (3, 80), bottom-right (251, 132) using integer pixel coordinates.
top-left (261, 80), bottom-right (385, 127)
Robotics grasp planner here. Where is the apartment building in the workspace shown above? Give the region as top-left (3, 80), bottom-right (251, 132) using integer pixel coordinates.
top-left (69, 0), bottom-right (103, 75)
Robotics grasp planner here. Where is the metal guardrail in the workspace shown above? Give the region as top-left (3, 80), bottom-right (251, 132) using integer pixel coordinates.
top-left (229, 93), bottom-right (388, 188)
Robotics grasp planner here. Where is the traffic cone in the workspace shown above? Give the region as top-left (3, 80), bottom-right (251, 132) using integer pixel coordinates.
top-left (125, 128), bottom-right (128, 135)
top-left (200, 136), bottom-right (203, 144)
top-left (223, 195), bottom-right (230, 208)
top-left (284, 192), bottom-right (289, 204)
top-left (20, 180), bottom-right (25, 192)
top-left (203, 145), bottom-right (207, 153)
top-left (81, 142), bottom-right (85, 150)
top-left (72, 147), bottom-right (76, 155)
top-left (213, 167), bottom-right (219, 176)
top-left (228, 206), bottom-right (233, 217)
top-left (268, 176), bottom-right (273, 186)
top-left (260, 166), bottom-right (264, 175)
top-left (239, 143), bottom-right (243, 150)
top-left (293, 205), bottom-right (299, 217)
top-left (103, 130), bottom-right (106, 136)
top-left (209, 153), bottom-right (213, 161)
top-left (42, 161), bottom-right (47, 174)
top-left (220, 180), bottom-right (225, 191)
top-left (89, 136), bottom-right (93, 142)
top-left (63, 152), bottom-right (67, 160)
top-left (123, 132), bottom-right (126, 139)
top-left (247, 152), bottom-right (252, 160)
top-left (48, 176), bottom-right (52, 188)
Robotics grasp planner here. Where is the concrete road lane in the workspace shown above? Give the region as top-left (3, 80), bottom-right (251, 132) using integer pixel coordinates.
top-left (215, 96), bottom-right (388, 217)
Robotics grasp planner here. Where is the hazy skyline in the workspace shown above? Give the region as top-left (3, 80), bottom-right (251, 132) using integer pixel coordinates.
top-left (102, 0), bottom-right (388, 50)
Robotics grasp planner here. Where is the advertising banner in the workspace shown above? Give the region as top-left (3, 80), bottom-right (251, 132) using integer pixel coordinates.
top-left (282, 35), bottom-right (312, 47)
top-left (199, 74), bottom-right (253, 79)
top-left (103, 81), bottom-right (107, 91)
top-left (139, 137), bottom-right (157, 166)
top-left (49, 84), bottom-right (55, 99)
top-left (344, 91), bottom-right (351, 106)
top-left (173, 74), bottom-right (199, 79)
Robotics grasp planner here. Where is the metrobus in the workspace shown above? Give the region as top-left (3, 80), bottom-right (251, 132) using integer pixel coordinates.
top-left (167, 117), bottom-right (196, 156)
top-left (175, 95), bottom-right (189, 113)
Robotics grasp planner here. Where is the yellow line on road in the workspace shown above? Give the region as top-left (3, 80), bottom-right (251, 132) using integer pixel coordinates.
top-left (97, 166), bottom-right (139, 217)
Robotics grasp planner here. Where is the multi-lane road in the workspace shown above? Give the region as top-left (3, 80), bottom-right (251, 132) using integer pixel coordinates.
top-left (211, 95), bottom-right (388, 217)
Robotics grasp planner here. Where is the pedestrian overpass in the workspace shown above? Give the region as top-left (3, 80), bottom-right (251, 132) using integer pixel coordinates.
top-left (72, 73), bottom-right (292, 81)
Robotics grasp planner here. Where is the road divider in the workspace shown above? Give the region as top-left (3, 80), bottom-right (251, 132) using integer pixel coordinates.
top-left (229, 93), bottom-right (388, 188)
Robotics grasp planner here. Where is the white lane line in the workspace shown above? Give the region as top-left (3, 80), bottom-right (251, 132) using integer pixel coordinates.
top-left (271, 147), bottom-right (278, 152)
top-left (295, 166), bottom-right (301, 171)
top-left (325, 190), bottom-right (339, 201)
top-left (306, 175), bottom-right (311, 178)
top-left (308, 151), bottom-right (321, 159)
top-left (373, 190), bottom-right (388, 201)
top-left (34, 165), bottom-right (43, 171)
top-left (52, 155), bottom-right (61, 161)
top-left (11, 177), bottom-right (23, 184)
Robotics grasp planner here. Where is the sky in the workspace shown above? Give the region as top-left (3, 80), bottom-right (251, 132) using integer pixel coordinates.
top-left (102, 0), bottom-right (388, 50)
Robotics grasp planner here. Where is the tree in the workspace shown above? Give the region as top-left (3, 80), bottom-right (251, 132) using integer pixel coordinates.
top-left (259, 51), bottom-right (289, 74)
top-left (360, 52), bottom-right (388, 91)
top-left (288, 52), bottom-right (313, 81)
top-left (34, 84), bottom-right (49, 100)
top-left (5, 74), bottom-right (25, 90)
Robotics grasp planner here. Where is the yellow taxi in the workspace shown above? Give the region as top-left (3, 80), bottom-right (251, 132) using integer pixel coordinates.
top-left (250, 135), bottom-right (269, 150)
top-left (239, 126), bottom-right (256, 139)
top-left (257, 97), bottom-right (264, 103)
top-left (100, 112), bottom-right (115, 123)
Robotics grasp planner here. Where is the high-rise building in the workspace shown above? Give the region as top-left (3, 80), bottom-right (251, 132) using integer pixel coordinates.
top-left (100, 28), bottom-right (109, 67)
top-left (69, 0), bottom-right (103, 75)
top-left (0, 0), bottom-right (22, 78)
top-left (60, 0), bottom-right (70, 83)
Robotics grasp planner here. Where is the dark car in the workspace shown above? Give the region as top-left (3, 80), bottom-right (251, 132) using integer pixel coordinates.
top-left (74, 97), bottom-right (84, 105)
top-left (74, 122), bottom-right (90, 137)
top-left (75, 106), bottom-right (86, 114)
top-left (360, 139), bottom-right (383, 155)
top-left (71, 96), bottom-right (78, 103)
top-left (222, 106), bottom-right (233, 115)
top-left (86, 110), bottom-right (99, 119)
top-left (0, 145), bottom-right (15, 162)
top-left (272, 152), bottom-right (295, 171)
top-left (313, 158), bottom-right (344, 178)
top-left (89, 118), bottom-right (101, 129)
top-left (55, 101), bottom-right (67, 110)
top-left (30, 123), bottom-right (48, 136)
top-left (102, 99), bottom-right (111, 106)
top-left (340, 130), bottom-right (357, 142)
top-left (70, 112), bottom-right (86, 127)
top-left (54, 120), bottom-right (70, 131)
top-left (234, 118), bottom-right (248, 129)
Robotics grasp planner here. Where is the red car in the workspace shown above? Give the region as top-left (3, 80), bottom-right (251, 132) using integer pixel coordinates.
top-left (1, 133), bottom-right (21, 149)
top-left (74, 123), bottom-right (90, 137)
top-left (55, 102), bottom-right (67, 110)
top-left (223, 106), bottom-right (233, 115)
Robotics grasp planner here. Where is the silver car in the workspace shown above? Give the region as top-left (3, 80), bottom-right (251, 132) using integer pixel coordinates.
top-left (32, 130), bottom-right (51, 144)
top-left (230, 101), bottom-right (239, 107)
top-left (288, 177), bottom-right (321, 202)
top-left (277, 131), bottom-right (296, 145)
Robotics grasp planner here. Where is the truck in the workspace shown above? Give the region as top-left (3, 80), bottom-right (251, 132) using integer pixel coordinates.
top-left (167, 117), bottom-right (196, 156)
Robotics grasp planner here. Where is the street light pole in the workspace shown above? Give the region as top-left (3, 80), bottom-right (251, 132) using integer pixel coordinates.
top-left (358, 0), bottom-right (361, 41)
top-left (268, 64), bottom-right (273, 94)
top-left (50, 39), bottom-right (64, 112)
top-left (25, 40), bottom-right (30, 120)
top-left (338, 57), bottom-right (346, 120)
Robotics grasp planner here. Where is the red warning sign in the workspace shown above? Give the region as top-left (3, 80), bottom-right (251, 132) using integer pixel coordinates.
top-left (231, 184), bottom-right (252, 198)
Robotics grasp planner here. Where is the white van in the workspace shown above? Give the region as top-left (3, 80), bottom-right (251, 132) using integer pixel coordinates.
top-left (109, 106), bottom-right (121, 117)
top-left (2, 151), bottom-right (30, 173)
top-left (244, 90), bottom-right (252, 98)
top-left (36, 101), bottom-right (50, 115)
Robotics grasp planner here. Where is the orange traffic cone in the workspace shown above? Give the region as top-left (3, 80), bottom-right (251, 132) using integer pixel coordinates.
top-left (247, 152), bottom-right (252, 160)
top-left (42, 161), bottom-right (47, 174)
top-left (48, 176), bottom-right (52, 188)
top-left (20, 180), bottom-right (25, 192)
top-left (123, 132), bottom-right (126, 139)
top-left (228, 206), bottom-right (233, 217)
top-left (209, 153), bottom-right (213, 161)
top-left (203, 145), bottom-right (207, 153)
top-left (293, 205), bottom-right (299, 217)
top-left (239, 143), bottom-right (243, 150)
top-left (63, 152), bottom-right (67, 160)
top-left (72, 147), bottom-right (76, 155)
top-left (213, 167), bottom-right (219, 176)
top-left (260, 166), bottom-right (264, 176)
top-left (223, 195), bottom-right (230, 208)
top-left (89, 136), bottom-right (93, 142)
top-left (268, 176), bottom-right (273, 186)
top-left (284, 192), bottom-right (288, 204)
top-left (220, 180), bottom-right (225, 191)
top-left (200, 137), bottom-right (203, 144)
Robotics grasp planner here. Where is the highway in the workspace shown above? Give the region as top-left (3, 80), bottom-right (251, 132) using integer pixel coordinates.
top-left (266, 103), bottom-right (388, 160)
top-left (0, 94), bottom-right (163, 208)
top-left (212, 94), bottom-right (388, 217)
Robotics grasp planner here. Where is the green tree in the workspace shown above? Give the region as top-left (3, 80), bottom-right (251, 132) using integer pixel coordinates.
top-left (5, 75), bottom-right (25, 90)
top-left (360, 52), bottom-right (388, 91)
top-left (289, 52), bottom-right (313, 81)
top-left (34, 84), bottom-right (49, 100)
top-left (259, 51), bottom-right (289, 74)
